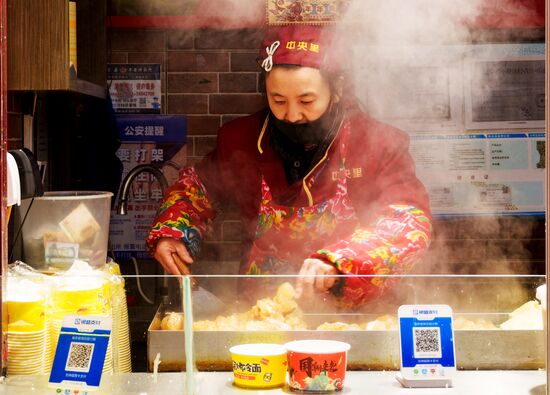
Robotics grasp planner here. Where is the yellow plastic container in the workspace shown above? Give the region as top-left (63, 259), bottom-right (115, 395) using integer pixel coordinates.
top-left (229, 343), bottom-right (287, 389)
top-left (7, 299), bottom-right (46, 332)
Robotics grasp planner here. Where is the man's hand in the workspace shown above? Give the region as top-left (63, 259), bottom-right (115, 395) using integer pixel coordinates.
top-left (296, 258), bottom-right (338, 300)
top-left (153, 238), bottom-right (193, 275)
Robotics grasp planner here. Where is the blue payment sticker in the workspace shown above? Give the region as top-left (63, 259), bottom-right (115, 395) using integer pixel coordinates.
top-left (398, 305), bottom-right (456, 382)
top-left (49, 315), bottom-right (112, 391)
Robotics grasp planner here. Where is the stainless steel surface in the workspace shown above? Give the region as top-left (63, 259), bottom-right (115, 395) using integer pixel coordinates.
top-left (148, 276), bottom-right (547, 372)
top-left (0, 371), bottom-right (545, 394)
top-left (148, 327), bottom-right (545, 372)
top-left (117, 164), bottom-right (168, 215)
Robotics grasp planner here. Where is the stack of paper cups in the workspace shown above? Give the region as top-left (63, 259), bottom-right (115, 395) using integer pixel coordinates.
top-left (6, 297), bottom-right (47, 375)
top-left (7, 330), bottom-right (47, 375)
top-left (102, 261), bottom-right (132, 373)
top-left (112, 278), bottom-right (132, 372)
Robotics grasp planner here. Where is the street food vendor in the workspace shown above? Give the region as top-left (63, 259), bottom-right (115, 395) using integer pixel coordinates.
top-left (146, 25), bottom-right (432, 308)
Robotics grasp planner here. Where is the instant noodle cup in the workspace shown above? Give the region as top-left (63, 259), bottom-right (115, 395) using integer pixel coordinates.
top-left (229, 343), bottom-right (287, 389)
top-left (284, 340), bottom-right (351, 392)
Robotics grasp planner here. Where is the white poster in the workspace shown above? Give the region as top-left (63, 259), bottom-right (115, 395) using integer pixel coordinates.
top-left (107, 64), bottom-right (162, 114)
top-left (464, 44), bottom-right (545, 130)
top-left (411, 132), bottom-right (545, 215)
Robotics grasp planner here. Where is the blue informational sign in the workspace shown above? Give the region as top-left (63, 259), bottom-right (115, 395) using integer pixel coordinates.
top-left (110, 114), bottom-right (188, 260)
top-left (115, 114), bottom-right (187, 144)
top-left (397, 305), bottom-right (455, 388)
top-left (49, 315), bottom-right (112, 391)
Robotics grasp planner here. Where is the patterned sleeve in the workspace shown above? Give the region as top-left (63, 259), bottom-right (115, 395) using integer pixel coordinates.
top-left (310, 204), bottom-right (432, 309)
top-left (146, 167), bottom-right (216, 258)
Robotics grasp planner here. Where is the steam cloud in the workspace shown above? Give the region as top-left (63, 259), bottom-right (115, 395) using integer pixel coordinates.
top-left (339, 0), bottom-right (484, 45)
top-left (331, 0), bottom-right (542, 311)
top-left (129, 0), bottom-right (543, 314)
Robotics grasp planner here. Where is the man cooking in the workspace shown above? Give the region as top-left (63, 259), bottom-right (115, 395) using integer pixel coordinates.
top-left (146, 25), bottom-right (432, 309)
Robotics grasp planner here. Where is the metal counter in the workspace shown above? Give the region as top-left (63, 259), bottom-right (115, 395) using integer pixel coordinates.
top-left (0, 371), bottom-right (545, 394)
top-left (148, 329), bottom-right (545, 371)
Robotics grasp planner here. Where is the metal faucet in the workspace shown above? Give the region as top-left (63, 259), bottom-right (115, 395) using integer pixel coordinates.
top-left (117, 164), bottom-right (169, 215)
top-left (116, 164), bottom-right (171, 305)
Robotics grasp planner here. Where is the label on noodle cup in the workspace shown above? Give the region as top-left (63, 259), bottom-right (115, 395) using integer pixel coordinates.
top-left (230, 344), bottom-right (287, 389)
top-left (285, 340), bottom-right (350, 392)
top-left (234, 373), bottom-right (255, 380)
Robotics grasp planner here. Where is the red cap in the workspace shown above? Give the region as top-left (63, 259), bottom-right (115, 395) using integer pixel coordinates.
top-left (260, 25), bottom-right (337, 72)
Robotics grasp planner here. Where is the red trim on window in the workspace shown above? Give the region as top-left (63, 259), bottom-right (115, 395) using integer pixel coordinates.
top-left (107, 0), bottom-right (544, 29)
top-left (471, 0), bottom-right (545, 28)
top-left (108, 15), bottom-right (264, 29)
top-left (107, 0), bottom-right (264, 29)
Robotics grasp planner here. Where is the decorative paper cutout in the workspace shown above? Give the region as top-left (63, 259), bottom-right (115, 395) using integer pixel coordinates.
top-left (267, 0), bottom-right (350, 25)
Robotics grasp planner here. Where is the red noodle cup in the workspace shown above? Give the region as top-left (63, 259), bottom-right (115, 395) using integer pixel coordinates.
top-left (284, 340), bottom-right (351, 392)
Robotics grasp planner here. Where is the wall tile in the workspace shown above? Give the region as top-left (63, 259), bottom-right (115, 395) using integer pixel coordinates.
top-left (167, 94), bottom-right (208, 114)
top-left (454, 217), bottom-right (511, 239)
top-left (222, 220), bottom-right (243, 242)
top-left (195, 28), bottom-right (264, 49)
top-left (168, 52), bottom-right (229, 72)
top-left (509, 217), bottom-right (545, 239)
top-left (166, 30), bottom-right (195, 50)
top-left (221, 114), bottom-right (244, 125)
top-left (219, 73), bottom-right (257, 93)
top-left (185, 156), bottom-right (203, 166)
top-left (220, 242), bottom-right (242, 261)
top-left (186, 115), bottom-right (221, 135)
top-left (110, 29), bottom-right (165, 51)
top-left (197, 241), bottom-right (220, 261)
top-left (257, 73), bottom-right (266, 92)
top-left (488, 239), bottom-right (546, 261)
top-left (231, 52), bottom-right (260, 72)
top-left (209, 94), bottom-right (265, 114)
top-left (432, 219), bottom-right (459, 239)
top-left (193, 135), bottom-right (217, 156)
top-left (168, 73), bottom-right (218, 93)
top-left (208, 219), bottom-right (223, 242)
top-left (423, 239), bottom-right (488, 269)
top-left (127, 52), bottom-right (165, 69)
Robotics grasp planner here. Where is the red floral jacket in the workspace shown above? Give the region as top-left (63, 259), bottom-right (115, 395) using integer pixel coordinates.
top-left (147, 108), bottom-right (432, 307)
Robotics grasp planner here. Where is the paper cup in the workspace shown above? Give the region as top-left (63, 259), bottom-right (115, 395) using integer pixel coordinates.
top-left (53, 285), bottom-right (106, 315)
top-left (284, 340), bottom-right (351, 392)
top-left (229, 343), bottom-right (287, 389)
top-left (7, 299), bottom-right (45, 332)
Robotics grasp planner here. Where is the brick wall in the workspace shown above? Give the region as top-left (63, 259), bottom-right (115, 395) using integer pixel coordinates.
top-left (424, 216), bottom-right (545, 275)
top-left (107, 26), bottom-right (545, 276)
top-left (109, 27), bottom-right (267, 274)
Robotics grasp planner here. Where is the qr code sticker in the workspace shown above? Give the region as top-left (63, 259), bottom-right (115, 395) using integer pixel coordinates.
top-left (413, 327), bottom-right (442, 358)
top-left (65, 342), bottom-right (94, 372)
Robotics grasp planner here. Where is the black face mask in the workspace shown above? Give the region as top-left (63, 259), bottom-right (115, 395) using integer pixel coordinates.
top-left (271, 101), bottom-right (341, 146)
